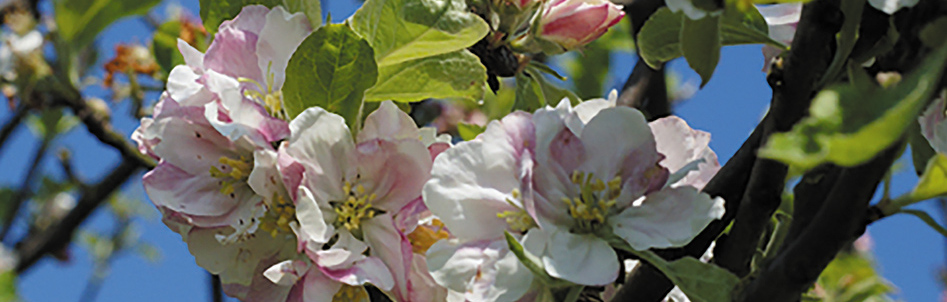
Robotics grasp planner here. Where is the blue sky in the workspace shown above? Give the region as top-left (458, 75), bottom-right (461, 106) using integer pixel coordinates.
top-left (0, 0), bottom-right (942, 301)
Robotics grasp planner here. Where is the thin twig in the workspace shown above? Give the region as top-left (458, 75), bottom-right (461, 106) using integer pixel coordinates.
top-left (14, 158), bottom-right (140, 273)
top-left (0, 136), bottom-right (50, 242)
top-left (210, 273), bottom-right (223, 302)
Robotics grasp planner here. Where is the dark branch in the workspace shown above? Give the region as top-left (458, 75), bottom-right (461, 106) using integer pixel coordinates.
top-left (56, 93), bottom-right (156, 169)
top-left (616, 0), bottom-right (670, 120)
top-left (737, 143), bottom-right (902, 302)
top-left (713, 0), bottom-right (843, 276)
top-left (0, 136), bottom-right (49, 242)
top-left (14, 158), bottom-right (141, 273)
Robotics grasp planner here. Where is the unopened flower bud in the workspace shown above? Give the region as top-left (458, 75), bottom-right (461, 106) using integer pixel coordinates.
top-left (534, 0), bottom-right (624, 52)
top-left (86, 97), bottom-right (112, 121)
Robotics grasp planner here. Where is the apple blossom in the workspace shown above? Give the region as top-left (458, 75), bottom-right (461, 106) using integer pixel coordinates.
top-left (0, 28), bottom-right (42, 80)
top-left (423, 92), bottom-right (724, 297)
top-left (868, 0), bottom-right (919, 14)
top-left (274, 101), bottom-right (436, 300)
top-left (167, 5), bottom-right (311, 118)
top-left (535, 0), bottom-right (625, 52)
top-left (758, 3), bottom-right (801, 73)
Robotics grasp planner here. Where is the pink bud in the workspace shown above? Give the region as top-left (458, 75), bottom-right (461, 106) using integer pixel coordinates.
top-left (537, 0), bottom-right (625, 51)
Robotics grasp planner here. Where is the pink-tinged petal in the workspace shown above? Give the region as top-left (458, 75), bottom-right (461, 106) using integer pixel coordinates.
top-left (144, 163), bottom-right (257, 223)
top-left (221, 5), bottom-right (268, 34)
top-left (406, 254), bottom-right (449, 301)
top-left (166, 65), bottom-right (207, 104)
top-left (264, 259), bottom-right (309, 286)
top-left (222, 256), bottom-right (295, 301)
top-left (277, 145), bottom-right (305, 201)
top-left (295, 186), bottom-right (334, 244)
top-left (537, 0), bottom-right (624, 50)
top-left (541, 227), bottom-right (618, 286)
top-left (182, 224), bottom-right (295, 287)
top-left (650, 116), bottom-right (720, 190)
top-left (204, 91), bottom-right (289, 144)
top-left (423, 126), bottom-right (528, 240)
top-left (132, 117), bottom-right (158, 159)
top-left (395, 197), bottom-right (427, 235)
top-left (572, 90), bottom-right (618, 124)
top-left (292, 267), bottom-right (343, 302)
top-left (203, 26), bottom-right (263, 84)
top-left (356, 138), bottom-right (431, 211)
top-left (248, 149), bottom-right (284, 199)
top-left (609, 186), bottom-right (725, 250)
top-left (577, 107), bottom-right (657, 178)
top-left (256, 6), bottom-right (312, 89)
top-left (321, 256), bottom-right (396, 290)
top-left (920, 96), bottom-right (947, 154)
top-left (362, 213), bottom-right (413, 300)
top-left (177, 38), bottom-right (204, 70)
top-left (149, 110), bottom-right (236, 176)
top-left (284, 107), bottom-right (355, 203)
top-left (359, 101), bottom-right (422, 143)
top-left (426, 230), bottom-right (543, 302)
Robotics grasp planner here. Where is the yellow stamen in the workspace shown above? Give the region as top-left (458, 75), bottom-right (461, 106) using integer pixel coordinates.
top-left (566, 170), bottom-right (623, 233)
top-left (407, 219), bottom-right (451, 254)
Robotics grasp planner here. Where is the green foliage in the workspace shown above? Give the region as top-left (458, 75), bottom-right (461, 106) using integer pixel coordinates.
top-left (758, 45), bottom-right (947, 171)
top-left (55, 0), bottom-right (162, 49)
top-left (908, 120), bottom-right (937, 175)
top-left (457, 122), bottom-right (485, 141)
top-left (920, 17), bottom-right (947, 48)
top-left (633, 249), bottom-right (739, 302)
top-left (282, 23), bottom-right (378, 130)
top-left (900, 209), bottom-right (947, 239)
top-left (817, 0), bottom-right (866, 86)
top-left (0, 272), bottom-right (16, 302)
top-left (350, 0), bottom-right (489, 103)
top-left (681, 15), bottom-right (722, 87)
top-left (199, 0), bottom-right (321, 35)
top-left (364, 50), bottom-right (487, 103)
top-left (807, 251), bottom-right (894, 302)
top-left (910, 153), bottom-right (947, 201)
top-left (350, 0), bottom-right (488, 67)
top-left (514, 67), bottom-right (580, 112)
top-left (637, 6), bottom-right (784, 74)
top-left (564, 17), bottom-right (635, 99)
top-left (504, 232), bottom-right (570, 288)
top-left (26, 109), bottom-right (78, 140)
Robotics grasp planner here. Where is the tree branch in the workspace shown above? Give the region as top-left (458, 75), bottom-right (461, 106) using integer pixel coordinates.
top-left (713, 0), bottom-right (843, 276)
top-left (616, 0), bottom-right (670, 120)
top-left (0, 136), bottom-right (49, 242)
top-left (737, 142), bottom-right (902, 302)
top-left (56, 93), bottom-right (155, 169)
top-left (14, 158), bottom-right (140, 273)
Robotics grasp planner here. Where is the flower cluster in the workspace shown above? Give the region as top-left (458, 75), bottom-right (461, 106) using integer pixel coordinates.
top-left (136, 5), bottom-right (724, 302)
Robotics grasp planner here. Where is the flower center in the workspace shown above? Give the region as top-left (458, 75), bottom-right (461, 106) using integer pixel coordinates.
top-left (333, 285), bottom-right (368, 301)
top-left (240, 62), bottom-right (286, 120)
top-left (407, 219), bottom-right (451, 254)
top-left (259, 193), bottom-right (296, 238)
top-left (209, 155), bottom-right (253, 197)
top-left (332, 182), bottom-right (383, 238)
top-left (496, 188), bottom-right (537, 233)
top-left (562, 171), bottom-right (621, 234)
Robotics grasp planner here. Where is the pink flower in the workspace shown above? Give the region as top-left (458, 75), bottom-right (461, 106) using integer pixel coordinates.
top-left (423, 92), bottom-right (725, 295)
top-left (273, 101), bottom-right (435, 300)
top-left (536, 0), bottom-right (624, 51)
top-left (167, 5), bottom-right (311, 118)
top-left (758, 3), bottom-right (801, 73)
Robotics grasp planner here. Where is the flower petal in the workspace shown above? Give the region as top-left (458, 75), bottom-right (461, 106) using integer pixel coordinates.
top-left (541, 228), bottom-right (618, 286)
top-left (649, 116), bottom-right (720, 190)
top-left (609, 186), bottom-right (725, 250)
top-left (255, 5), bottom-right (311, 90)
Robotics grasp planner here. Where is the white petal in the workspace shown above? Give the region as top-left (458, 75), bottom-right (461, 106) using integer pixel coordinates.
top-left (609, 187), bottom-right (725, 250)
top-left (541, 228), bottom-right (618, 286)
top-left (650, 116), bottom-right (720, 190)
top-left (296, 186), bottom-right (332, 244)
top-left (359, 100), bottom-right (422, 143)
top-left (166, 65), bottom-right (206, 104)
top-left (264, 260), bottom-right (306, 286)
top-left (578, 106), bottom-right (655, 180)
top-left (868, 0), bottom-right (919, 14)
top-left (286, 107), bottom-right (356, 201)
top-left (256, 5), bottom-right (311, 90)
top-left (177, 38), bottom-right (205, 69)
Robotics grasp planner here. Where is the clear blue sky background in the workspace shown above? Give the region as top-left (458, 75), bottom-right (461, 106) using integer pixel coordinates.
top-left (0, 0), bottom-right (942, 301)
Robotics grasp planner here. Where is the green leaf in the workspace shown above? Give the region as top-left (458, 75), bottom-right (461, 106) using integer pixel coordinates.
top-left (514, 71), bottom-right (546, 112)
top-left (457, 122), bottom-right (485, 141)
top-left (920, 17), bottom-right (947, 49)
top-left (55, 0), bottom-right (162, 49)
top-left (899, 209), bottom-right (947, 238)
top-left (350, 0), bottom-right (489, 67)
top-left (200, 0), bottom-right (321, 36)
top-left (152, 21), bottom-right (186, 75)
top-left (817, 0), bottom-right (865, 86)
top-left (363, 50), bottom-right (486, 103)
top-left (908, 120), bottom-right (937, 175)
top-left (0, 271), bottom-right (16, 302)
top-left (759, 45), bottom-right (947, 171)
top-left (282, 23), bottom-right (378, 130)
top-left (681, 15), bottom-right (722, 87)
top-left (910, 153), bottom-right (947, 201)
top-left (633, 248), bottom-right (738, 302)
top-left (637, 7), bottom-right (785, 70)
